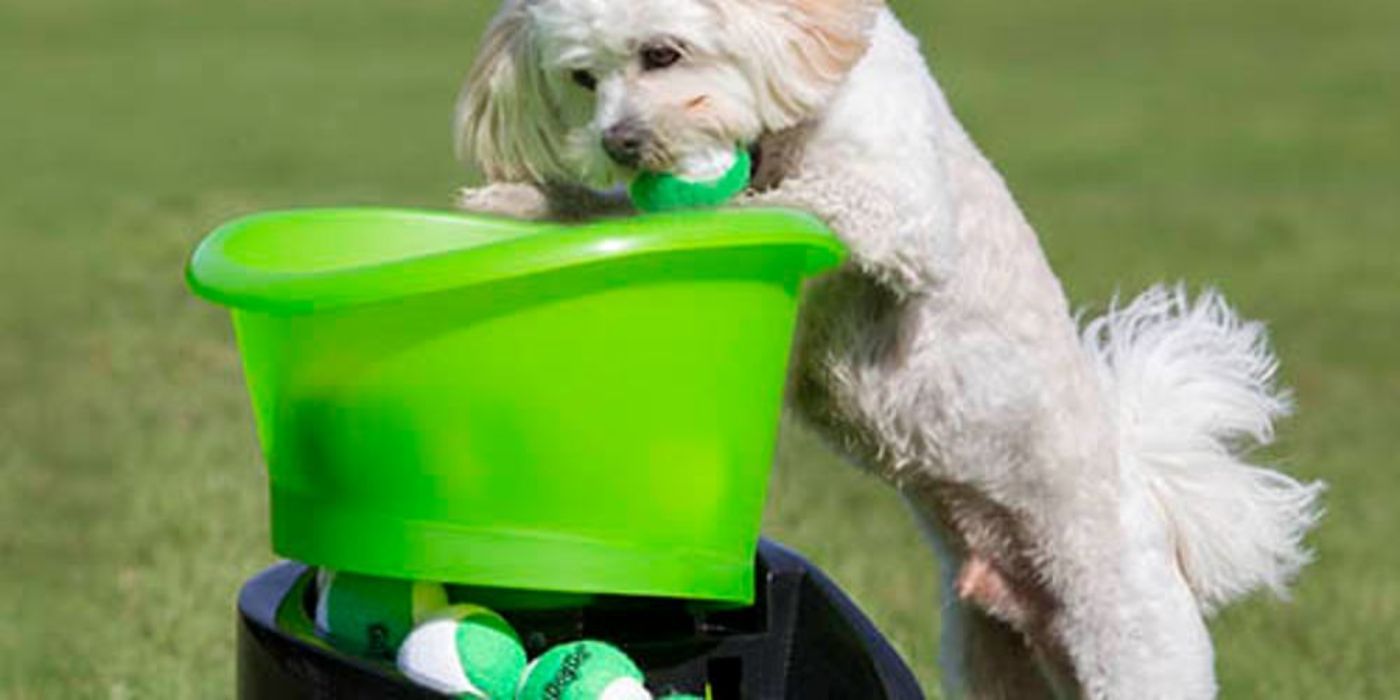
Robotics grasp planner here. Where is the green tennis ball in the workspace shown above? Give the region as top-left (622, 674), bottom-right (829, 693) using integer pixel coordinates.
top-left (629, 148), bottom-right (751, 213)
top-left (314, 569), bottom-right (449, 659)
top-left (515, 640), bottom-right (651, 700)
top-left (397, 604), bottom-right (527, 699)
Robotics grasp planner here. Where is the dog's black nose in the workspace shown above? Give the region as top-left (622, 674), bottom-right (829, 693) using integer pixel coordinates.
top-left (602, 121), bottom-right (648, 168)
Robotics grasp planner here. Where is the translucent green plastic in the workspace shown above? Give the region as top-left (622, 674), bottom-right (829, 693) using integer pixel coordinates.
top-left (187, 207), bottom-right (843, 604)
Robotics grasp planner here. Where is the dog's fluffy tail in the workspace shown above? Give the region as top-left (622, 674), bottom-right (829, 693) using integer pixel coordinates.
top-left (1082, 284), bottom-right (1324, 614)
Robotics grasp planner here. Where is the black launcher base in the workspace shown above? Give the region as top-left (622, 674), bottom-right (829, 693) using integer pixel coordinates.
top-left (237, 539), bottom-right (925, 699)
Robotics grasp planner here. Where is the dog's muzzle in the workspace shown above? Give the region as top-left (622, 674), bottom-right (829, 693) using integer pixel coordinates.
top-left (602, 120), bottom-right (649, 169)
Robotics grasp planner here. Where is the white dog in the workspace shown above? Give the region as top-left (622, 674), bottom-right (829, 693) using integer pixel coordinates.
top-left (453, 1), bottom-right (1324, 697)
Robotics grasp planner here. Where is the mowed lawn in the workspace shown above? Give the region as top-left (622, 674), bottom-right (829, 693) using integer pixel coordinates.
top-left (2, 0), bottom-right (1396, 696)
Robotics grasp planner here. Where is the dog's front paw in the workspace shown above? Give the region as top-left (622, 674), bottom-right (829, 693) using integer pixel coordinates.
top-left (736, 187), bottom-right (936, 299)
top-left (455, 183), bottom-right (550, 220)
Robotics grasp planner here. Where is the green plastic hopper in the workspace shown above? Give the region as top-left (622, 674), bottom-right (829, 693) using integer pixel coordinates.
top-left (187, 207), bottom-right (843, 604)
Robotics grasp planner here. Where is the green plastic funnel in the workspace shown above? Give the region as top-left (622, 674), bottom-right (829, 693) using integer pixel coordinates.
top-left (187, 207), bottom-right (843, 604)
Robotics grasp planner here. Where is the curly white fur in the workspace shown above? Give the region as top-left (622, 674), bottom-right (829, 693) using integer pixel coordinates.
top-left (1084, 285), bottom-right (1325, 614)
top-left (452, 2), bottom-right (1325, 697)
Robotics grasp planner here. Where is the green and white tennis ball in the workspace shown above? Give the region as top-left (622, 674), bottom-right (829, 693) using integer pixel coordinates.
top-left (516, 640), bottom-right (651, 700)
top-left (629, 146), bottom-right (751, 213)
top-left (396, 604), bottom-right (527, 699)
top-left (314, 569), bottom-right (449, 659)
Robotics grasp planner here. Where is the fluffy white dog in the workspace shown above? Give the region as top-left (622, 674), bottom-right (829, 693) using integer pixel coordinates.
top-left (453, 1), bottom-right (1325, 697)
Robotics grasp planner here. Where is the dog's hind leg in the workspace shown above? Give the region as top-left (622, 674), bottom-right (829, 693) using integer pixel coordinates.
top-left (940, 594), bottom-right (1068, 700)
top-left (910, 501), bottom-right (1064, 699)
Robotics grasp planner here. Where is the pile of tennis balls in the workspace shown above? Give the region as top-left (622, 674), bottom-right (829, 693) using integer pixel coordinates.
top-left (315, 570), bottom-right (704, 700)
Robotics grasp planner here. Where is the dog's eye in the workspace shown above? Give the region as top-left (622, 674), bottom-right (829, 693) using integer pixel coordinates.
top-left (640, 45), bottom-right (681, 71)
top-left (570, 69), bottom-right (597, 91)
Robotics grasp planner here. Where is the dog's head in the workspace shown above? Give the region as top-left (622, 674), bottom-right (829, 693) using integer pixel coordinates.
top-left (457, 0), bottom-right (881, 188)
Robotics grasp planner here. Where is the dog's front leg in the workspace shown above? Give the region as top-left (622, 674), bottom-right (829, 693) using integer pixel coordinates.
top-left (539, 183), bottom-right (635, 221)
top-left (456, 182), bottom-right (634, 221)
top-left (456, 182), bottom-right (552, 219)
top-left (739, 170), bottom-right (953, 299)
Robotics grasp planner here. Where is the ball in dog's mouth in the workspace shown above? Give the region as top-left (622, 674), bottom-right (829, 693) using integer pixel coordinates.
top-left (628, 146), bottom-right (752, 212)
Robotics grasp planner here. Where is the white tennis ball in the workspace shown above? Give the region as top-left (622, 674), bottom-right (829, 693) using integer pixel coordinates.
top-left (673, 147), bottom-right (739, 182)
top-left (516, 640), bottom-right (651, 700)
top-left (396, 604), bottom-right (527, 699)
top-left (314, 569), bottom-right (449, 659)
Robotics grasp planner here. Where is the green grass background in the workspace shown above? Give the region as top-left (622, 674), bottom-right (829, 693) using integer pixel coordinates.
top-left (2, 0), bottom-right (1396, 696)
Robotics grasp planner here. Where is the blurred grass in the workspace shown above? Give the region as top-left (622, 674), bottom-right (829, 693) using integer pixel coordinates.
top-left (1, 0), bottom-right (1396, 696)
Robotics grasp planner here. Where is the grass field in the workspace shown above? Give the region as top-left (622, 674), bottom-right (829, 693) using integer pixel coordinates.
top-left (2, 0), bottom-right (1397, 696)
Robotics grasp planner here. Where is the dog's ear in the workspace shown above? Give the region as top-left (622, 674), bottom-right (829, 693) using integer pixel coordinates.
top-left (726, 0), bottom-right (883, 129)
top-left (455, 2), bottom-right (567, 183)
